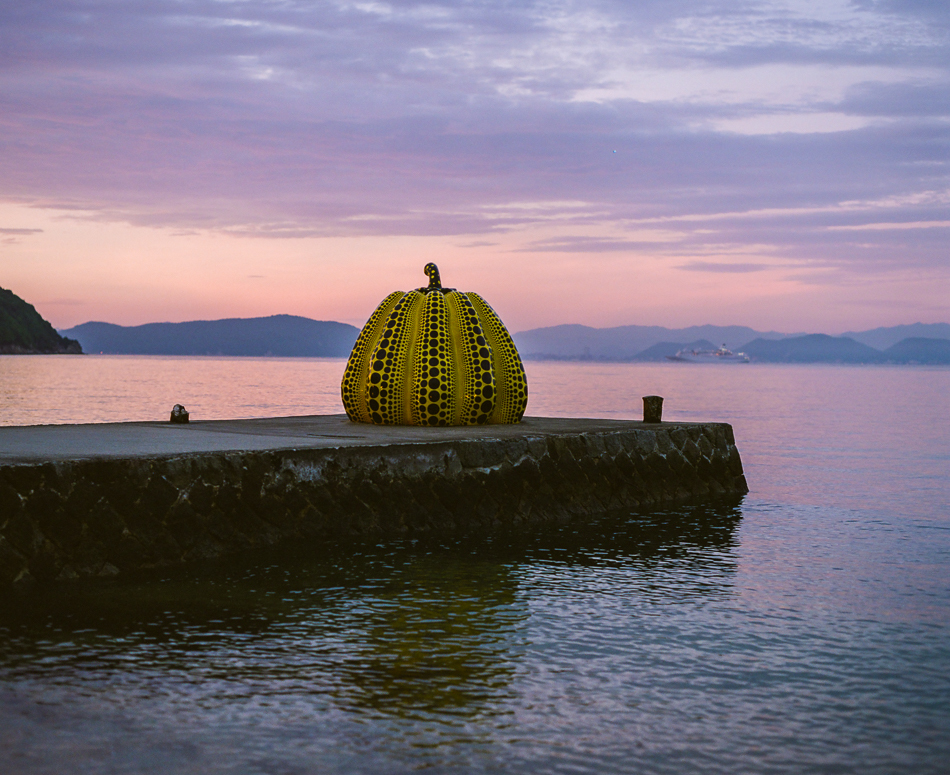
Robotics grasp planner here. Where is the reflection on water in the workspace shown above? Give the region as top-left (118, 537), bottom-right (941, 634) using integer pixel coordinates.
top-left (3, 495), bottom-right (946, 774)
top-left (2, 358), bottom-right (949, 773)
top-left (0, 503), bottom-right (747, 773)
top-left (0, 501), bottom-right (741, 693)
top-left (332, 555), bottom-right (524, 716)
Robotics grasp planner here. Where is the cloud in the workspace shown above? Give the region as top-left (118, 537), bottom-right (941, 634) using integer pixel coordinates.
top-left (839, 80), bottom-right (950, 117)
top-left (676, 261), bottom-right (770, 273)
top-left (0, 0), bottom-right (947, 282)
top-left (709, 112), bottom-right (879, 135)
top-left (517, 235), bottom-right (674, 252)
top-left (827, 220), bottom-right (950, 230)
top-left (0, 226), bottom-right (43, 244)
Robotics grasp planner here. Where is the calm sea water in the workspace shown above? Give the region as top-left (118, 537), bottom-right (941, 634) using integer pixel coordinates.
top-left (1, 356), bottom-right (948, 774)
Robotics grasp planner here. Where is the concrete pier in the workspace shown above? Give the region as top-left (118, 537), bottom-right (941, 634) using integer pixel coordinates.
top-left (0, 415), bottom-right (748, 589)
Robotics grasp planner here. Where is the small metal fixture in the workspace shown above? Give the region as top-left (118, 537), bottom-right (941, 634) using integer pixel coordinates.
top-left (170, 404), bottom-right (190, 424)
top-left (642, 395), bottom-right (663, 423)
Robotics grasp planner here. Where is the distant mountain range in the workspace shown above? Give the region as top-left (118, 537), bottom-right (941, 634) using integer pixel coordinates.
top-left (1, 286), bottom-right (82, 354)
top-left (49, 314), bottom-right (950, 364)
top-left (740, 335), bottom-right (950, 364)
top-left (61, 316), bottom-right (359, 357)
top-left (512, 324), bottom-right (794, 361)
top-left (881, 337), bottom-right (950, 364)
top-left (512, 323), bottom-right (950, 364)
top-left (840, 323), bottom-right (950, 350)
top-left (742, 334), bottom-right (883, 363)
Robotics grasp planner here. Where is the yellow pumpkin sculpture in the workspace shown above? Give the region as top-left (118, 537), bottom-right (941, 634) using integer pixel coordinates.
top-left (342, 264), bottom-right (528, 426)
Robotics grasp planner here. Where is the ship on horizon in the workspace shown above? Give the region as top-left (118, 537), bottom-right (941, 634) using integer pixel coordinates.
top-left (666, 344), bottom-right (750, 363)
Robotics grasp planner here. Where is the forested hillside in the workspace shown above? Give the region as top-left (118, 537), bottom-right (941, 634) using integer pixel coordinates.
top-left (0, 286), bottom-right (82, 354)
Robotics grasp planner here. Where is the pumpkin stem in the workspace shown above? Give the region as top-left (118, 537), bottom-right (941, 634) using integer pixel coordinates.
top-left (424, 263), bottom-right (442, 291)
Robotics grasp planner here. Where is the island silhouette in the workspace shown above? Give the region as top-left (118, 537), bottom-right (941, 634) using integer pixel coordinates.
top-left (0, 286), bottom-right (82, 354)
top-left (3, 284), bottom-right (948, 363)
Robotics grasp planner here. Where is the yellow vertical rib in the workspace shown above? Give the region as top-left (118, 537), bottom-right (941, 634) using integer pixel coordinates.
top-left (446, 291), bottom-right (491, 425)
top-left (365, 290), bottom-right (423, 425)
top-left (412, 291), bottom-right (457, 426)
top-left (445, 291), bottom-right (467, 425)
top-left (341, 291), bottom-right (404, 423)
top-left (467, 292), bottom-right (527, 424)
top-left (457, 292), bottom-right (498, 424)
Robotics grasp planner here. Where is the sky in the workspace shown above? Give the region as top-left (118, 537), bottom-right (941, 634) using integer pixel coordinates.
top-left (1, 0), bottom-right (948, 333)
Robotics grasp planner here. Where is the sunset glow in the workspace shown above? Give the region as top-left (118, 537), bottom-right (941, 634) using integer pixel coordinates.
top-left (2, 0), bottom-right (948, 333)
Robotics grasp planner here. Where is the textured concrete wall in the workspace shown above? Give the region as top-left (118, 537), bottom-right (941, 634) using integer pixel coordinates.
top-left (0, 423), bottom-right (747, 590)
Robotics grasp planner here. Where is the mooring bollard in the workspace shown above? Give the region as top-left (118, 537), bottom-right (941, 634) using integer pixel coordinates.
top-left (642, 395), bottom-right (663, 423)
top-left (170, 404), bottom-right (190, 424)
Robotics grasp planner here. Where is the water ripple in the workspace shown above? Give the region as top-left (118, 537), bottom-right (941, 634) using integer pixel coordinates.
top-left (2, 501), bottom-right (949, 774)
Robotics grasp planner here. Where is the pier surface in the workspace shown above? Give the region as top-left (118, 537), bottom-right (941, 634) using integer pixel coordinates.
top-left (0, 415), bottom-right (747, 589)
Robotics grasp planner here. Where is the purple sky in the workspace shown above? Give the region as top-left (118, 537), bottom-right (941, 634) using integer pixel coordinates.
top-left (1, 0), bottom-right (948, 332)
